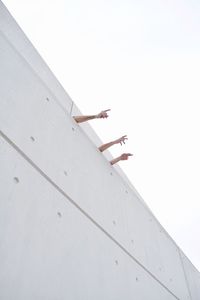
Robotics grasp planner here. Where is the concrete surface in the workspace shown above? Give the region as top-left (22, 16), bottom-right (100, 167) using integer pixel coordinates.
top-left (0, 1), bottom-right (200, 299)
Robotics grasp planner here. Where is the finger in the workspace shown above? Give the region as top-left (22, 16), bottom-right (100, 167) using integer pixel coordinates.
top-left (100, 112), bottom-right (109, 118)
top-left (103, 109), bottom-right (111, 112)
top-left (122, 136), bottom-right (128, 141)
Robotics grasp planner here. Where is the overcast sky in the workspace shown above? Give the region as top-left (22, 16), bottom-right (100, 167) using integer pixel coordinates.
top-left (3, 0), bottom-right (200, 271)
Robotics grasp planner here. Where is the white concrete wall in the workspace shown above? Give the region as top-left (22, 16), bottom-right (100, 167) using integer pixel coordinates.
top-left (0, 2), bottom-right (199, 299)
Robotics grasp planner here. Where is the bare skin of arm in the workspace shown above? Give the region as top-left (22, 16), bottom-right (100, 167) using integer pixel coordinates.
top-left (98, 135), bottom-right (128, 152)
top-left (73, 109), bottom-right (110, 123)
top-left (110, 153), bottom-right (133, 165)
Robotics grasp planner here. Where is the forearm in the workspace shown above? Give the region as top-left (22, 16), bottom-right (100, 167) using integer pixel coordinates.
top-left (98, 141), bottom-right (115, 152)
top-left (110, 156), bottom-right (121, 165)
top-left (73, 115), bottom-right (97, 123)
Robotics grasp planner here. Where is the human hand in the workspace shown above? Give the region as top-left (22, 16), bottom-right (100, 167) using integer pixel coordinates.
top-left (120, 153), bottom-right (133, 161)
top-left (96, 109), bottom-right (110, 119)
top-left (114, 135), bottom-right (128, 145)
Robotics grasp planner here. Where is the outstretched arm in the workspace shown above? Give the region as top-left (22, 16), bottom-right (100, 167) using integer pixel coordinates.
top-left (110, 153), bottom-right (133, 165)
top-left (98, 135), bottom-right (128, 152)
top-left (73, 109), bottom-right (110, 123)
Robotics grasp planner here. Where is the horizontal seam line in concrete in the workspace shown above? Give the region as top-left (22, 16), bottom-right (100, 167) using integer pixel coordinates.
top-left (0, 129), bottom-right (180, 300)
top-left (178, 248), bottom-right (192, 300)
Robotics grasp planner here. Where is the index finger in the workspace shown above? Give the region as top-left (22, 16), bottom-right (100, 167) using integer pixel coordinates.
top-left (103, 109), bottom-right (111, 112)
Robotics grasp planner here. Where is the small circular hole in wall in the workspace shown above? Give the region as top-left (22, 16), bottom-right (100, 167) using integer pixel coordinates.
top-left (46, 97), bottom-right (50, 102)
top-left (13, 177), bottom-right (19, 183)
top-left (112, 220), bottom-right (116, 225)
top-left (64, 171), bottom-right (68, 176)
top-left (30, 136), bottom-right (35, 142)
top-left (136, 277), bottom-right (139, 282)
top-left (115, 260), bottom-right (119, 266)
top-left (72, 127), bottom-right (75, 131)
top-left (57, 212), bottom-right (62, 218)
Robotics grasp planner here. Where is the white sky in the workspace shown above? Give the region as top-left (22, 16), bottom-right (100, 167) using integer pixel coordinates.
top-left (3, 0), bottom-right (200, 271)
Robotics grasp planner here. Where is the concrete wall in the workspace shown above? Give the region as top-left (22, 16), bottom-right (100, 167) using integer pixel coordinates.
top-left (0, 2), bottom-right (199, 299)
